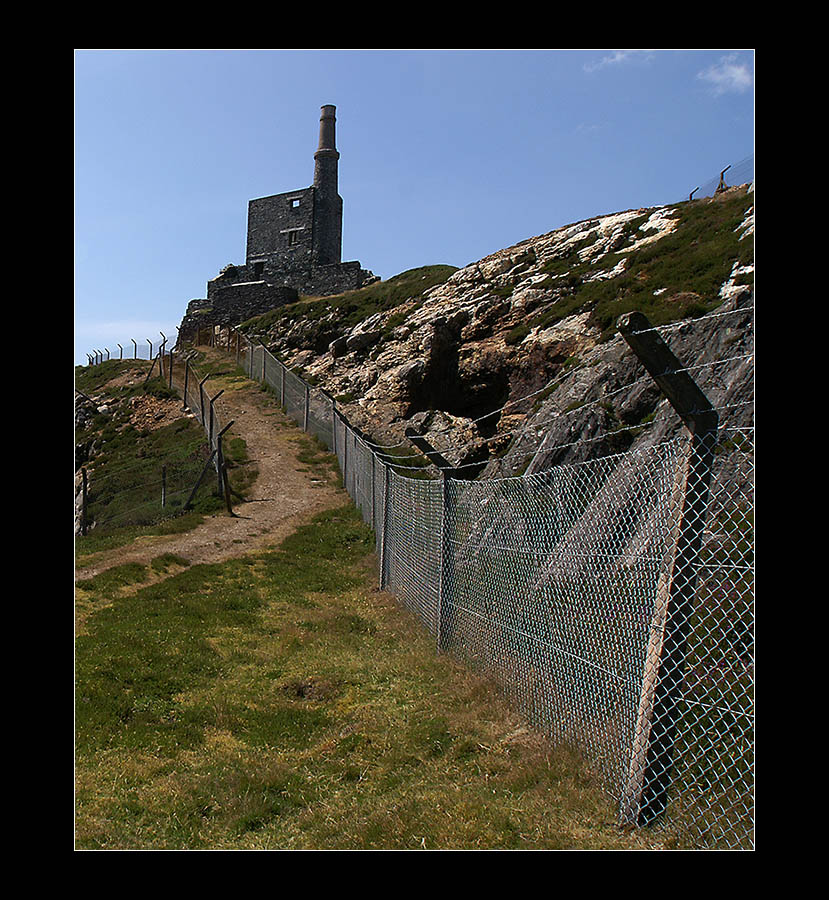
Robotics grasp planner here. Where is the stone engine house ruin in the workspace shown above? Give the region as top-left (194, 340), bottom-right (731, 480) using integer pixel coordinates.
top-left (178, 105), bottom-right (375, 343)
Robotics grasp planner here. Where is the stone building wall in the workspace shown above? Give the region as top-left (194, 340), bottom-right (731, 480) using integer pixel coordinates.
top-left (176, 105), bottom-right (374, 349)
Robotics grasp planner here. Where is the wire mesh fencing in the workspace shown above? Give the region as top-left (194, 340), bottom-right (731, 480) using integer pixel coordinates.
top-left (77, 346), bottom-right (239, 535)
top-left (163, 322), bottom-right (756, 849)
top-left (688, 155), bottom-right (754, 201)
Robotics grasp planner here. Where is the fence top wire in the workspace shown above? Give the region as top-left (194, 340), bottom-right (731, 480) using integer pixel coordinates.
top-left (214, 300), bottom-right (753, 482)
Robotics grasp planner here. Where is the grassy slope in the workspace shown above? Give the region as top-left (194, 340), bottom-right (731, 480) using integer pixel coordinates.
top-left (76, 216), bottom-right (737, 849)
top-left (75, 358), bottom-right (251, 557)
top-left (74, 388), bottom-right (669, 849)
top-left (75, 501), bottom-right (668, 850)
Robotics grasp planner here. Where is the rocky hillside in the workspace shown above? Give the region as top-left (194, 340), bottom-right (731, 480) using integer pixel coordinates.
top-left (237, 186), bottom-right (754, 477)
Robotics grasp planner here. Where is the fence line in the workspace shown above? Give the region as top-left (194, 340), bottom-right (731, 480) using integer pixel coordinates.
top-left (77, 344), bottom-right (238, 533)
top-left (688, 155), bottom-right (754, 201)
top-left (194, 310), bottom-right (753, 850)
top-left (82, 308), bottom-right (754, 848)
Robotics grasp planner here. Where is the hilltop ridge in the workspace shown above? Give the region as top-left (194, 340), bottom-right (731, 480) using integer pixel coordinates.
top-left (234, 185), bottom-right (754, 476)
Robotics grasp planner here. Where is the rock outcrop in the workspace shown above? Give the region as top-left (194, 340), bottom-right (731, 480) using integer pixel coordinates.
top-left (235, 186), bottom-right (755, 478)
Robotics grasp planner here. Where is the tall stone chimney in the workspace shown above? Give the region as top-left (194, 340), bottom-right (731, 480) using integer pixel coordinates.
top-left (312, 104), bottom-right (343, 266)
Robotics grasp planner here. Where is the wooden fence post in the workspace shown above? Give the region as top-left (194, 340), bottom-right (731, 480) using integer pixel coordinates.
top-left (616, 310), bottom-right (719, 827)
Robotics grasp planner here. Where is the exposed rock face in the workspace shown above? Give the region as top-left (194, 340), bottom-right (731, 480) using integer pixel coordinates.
top-left (238, 186), bottom-right (755, 478)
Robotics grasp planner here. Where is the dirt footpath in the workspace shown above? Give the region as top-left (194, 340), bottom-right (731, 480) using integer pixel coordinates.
top-left (75, 375), bottom-right (345, 582)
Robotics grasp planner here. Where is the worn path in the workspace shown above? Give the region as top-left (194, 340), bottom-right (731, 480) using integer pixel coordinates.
top-left (75, 361), bottom-right (345, 584)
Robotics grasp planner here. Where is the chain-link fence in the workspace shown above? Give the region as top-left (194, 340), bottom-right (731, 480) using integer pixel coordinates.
top-left (86, 316), bottom-right (753, 848)
top-left (78, 347), bottom-right (238, 534)
top-left (220, 316), bottom-right (754, 850)
top-left (688, 156), bottom-right (754, 202)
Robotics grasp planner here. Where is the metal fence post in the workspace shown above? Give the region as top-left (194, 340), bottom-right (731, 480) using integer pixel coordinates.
top-left (617, 310), bottom-right (719, 828)
top-left (379, 463), bottom-right (391, 589)
top-left (81, 468), bottom-right (88, 536)
top-left (182, 358), bottom-right (190, 410)
top-left (370, 451), bottom-right (376, 531)
top-left (304, 383), bottom-right (310, 432)
top-left (216, 421), bottom-right (237, 516)
top-left (209, 389), bottom-right (225, 451)
top-left (436, 470), bottom-right (451, 651)
top-left (198, 374), bottom-right (209, 428)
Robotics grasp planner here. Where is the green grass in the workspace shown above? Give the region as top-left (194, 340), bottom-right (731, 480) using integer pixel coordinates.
top-left (521, 190), bottom-right (754, 342)
top-left (75, 504), bottom-right (667, 850)
top-left (76, 361), bottom-right (251, 538)
top-left (239, 265), bottom-right (458, 344)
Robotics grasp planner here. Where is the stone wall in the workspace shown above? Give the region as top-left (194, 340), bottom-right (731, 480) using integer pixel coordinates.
top-left (246, 188), bottom-right (316, 271)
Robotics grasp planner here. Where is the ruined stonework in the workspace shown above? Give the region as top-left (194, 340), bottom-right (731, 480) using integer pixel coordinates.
top-left (178, 105), bottom-right (375, 346)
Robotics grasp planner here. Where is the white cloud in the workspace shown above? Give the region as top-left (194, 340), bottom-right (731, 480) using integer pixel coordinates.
top-left (583, 50), bottom-right (653, 73)
top-left (697, 54), bottom-right (753, 95)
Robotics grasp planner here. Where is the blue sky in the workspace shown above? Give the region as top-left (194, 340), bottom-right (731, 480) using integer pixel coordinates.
top-left (74, 49), bottom-right (754, 365)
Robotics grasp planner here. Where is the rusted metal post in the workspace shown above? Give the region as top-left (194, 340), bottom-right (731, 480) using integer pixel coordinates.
top-left (616, 310), bottom-right (719, 828)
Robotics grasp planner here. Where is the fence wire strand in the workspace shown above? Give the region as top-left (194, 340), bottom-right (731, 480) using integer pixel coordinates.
top-left (85, 320), bottom-right (754, 850)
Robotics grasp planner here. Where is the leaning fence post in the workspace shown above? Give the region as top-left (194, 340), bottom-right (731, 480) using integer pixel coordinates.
top-left (184, 449), bottom-right (217, 510)
top-left (616, 310), bottom-right (719, 828)
top-left (168, 347), bottom-right (174, 390)
top-left (161, 465), bottom-right (167, 508)
top-left (303, 383), bottom-right (310, 432)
